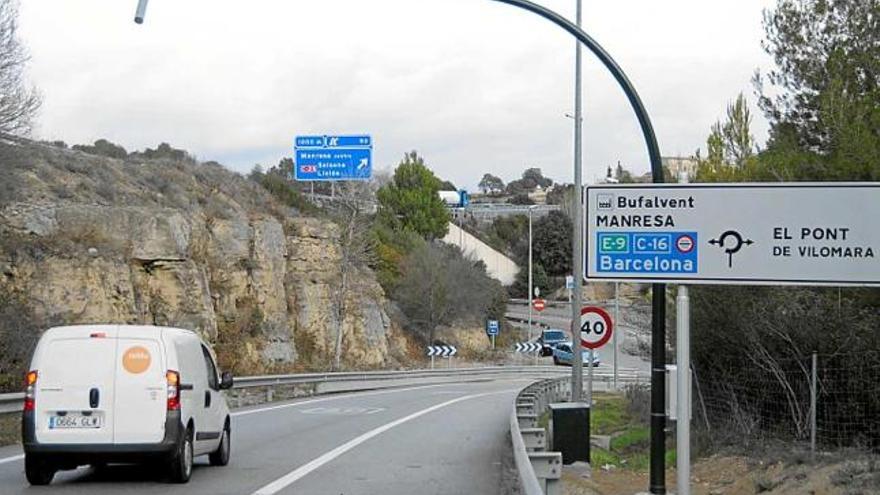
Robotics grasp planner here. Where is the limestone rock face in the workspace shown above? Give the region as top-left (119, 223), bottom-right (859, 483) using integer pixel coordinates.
top-left (0, 136), bottom-right (402, 373)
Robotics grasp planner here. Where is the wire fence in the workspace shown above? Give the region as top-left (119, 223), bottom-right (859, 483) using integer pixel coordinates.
top-left (694, 350), bottom-right (880, 451)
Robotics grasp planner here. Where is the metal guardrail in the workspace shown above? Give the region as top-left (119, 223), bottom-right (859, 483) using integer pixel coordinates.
top-left (510, 372), bottom-right (648, 494)
top-left (0, 366), bottom-right (574, 415)
top-left (0, 393), bottom-right (23, 414)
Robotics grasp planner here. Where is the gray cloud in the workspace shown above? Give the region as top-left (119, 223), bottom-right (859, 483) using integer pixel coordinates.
top-left (21, 0), bottom-right (775, 189)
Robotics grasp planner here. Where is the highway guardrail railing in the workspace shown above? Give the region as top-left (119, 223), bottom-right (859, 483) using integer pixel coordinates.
top-left (0, 365), bottom-right (584, 415)
top-left (509, 371), bottom-right (648, 495)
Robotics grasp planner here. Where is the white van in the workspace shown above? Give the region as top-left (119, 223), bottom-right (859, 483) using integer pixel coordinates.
top-left (22, 325), bottom-right (233, 485)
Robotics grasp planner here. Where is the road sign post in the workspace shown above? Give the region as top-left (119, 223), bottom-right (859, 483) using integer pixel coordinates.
top-left (586, 182), bottom-right (880, 495)
top-left (487, 320), bottom-right (500, 350)
top-left (676, 285), bottom-right (691, 495)
top-left (580, 306), bottom-right (614, 408)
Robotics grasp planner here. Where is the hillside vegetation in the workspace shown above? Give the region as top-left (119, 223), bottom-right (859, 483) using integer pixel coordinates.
top-left (0, 135), bottom-right (412, 390)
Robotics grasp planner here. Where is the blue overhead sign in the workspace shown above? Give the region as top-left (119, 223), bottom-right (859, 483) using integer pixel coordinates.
top-left (294, 134), bottom-right (372, 181)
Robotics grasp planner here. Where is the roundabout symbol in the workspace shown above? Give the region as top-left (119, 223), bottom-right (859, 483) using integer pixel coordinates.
top-left (709, 230), bottom-right (754, 268)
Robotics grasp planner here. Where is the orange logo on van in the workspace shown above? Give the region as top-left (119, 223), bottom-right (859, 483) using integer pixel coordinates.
top-left (122, 346), bottom-right (152, 374)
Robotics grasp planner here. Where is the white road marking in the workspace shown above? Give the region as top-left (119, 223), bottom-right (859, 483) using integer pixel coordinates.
top-left (0, 454), bottom-right (23, 465)
top-left (299, 406), bottom-right (385, 416)
top-left (0, 379), bottom-right (531, 467)
top-left (231, 383), bottom-right (455, 418)
top-left (251, 389), bottom-right (515, 495)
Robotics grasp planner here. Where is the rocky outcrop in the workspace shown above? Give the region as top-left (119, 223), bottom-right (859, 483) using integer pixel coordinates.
top-left (0, 136), bottom-right (406, 373)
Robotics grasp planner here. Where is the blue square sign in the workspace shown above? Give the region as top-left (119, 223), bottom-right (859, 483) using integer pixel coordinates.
top-left (486, 320), bottom-right (500, 336)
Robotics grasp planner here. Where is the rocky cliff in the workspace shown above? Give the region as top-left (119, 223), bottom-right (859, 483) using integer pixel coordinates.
top-left (0, 135), bottom-right (409, 376)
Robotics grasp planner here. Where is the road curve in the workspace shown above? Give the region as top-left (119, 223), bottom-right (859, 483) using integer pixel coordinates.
top-left (0, 375), bottom-right (544, 494)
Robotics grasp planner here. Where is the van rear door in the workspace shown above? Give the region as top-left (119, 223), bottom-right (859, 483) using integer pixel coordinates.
top-left (113, 328), bottom-right (167, 444)
top-left (34, 327), bottom-right (118, 445)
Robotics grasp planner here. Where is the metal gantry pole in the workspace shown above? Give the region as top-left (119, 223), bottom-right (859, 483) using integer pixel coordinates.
top-left (676, 285), bottom-right (691, 495)
top-left (570, 0), bottom-right (585, 404)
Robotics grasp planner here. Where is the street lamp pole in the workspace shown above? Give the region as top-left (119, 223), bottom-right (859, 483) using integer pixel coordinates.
top-left (569, 0), bottom-right (585, 402)
top-left (528, 204), bottom-right (534, 361)
top-left (134, 1), bottom-right (668, 491)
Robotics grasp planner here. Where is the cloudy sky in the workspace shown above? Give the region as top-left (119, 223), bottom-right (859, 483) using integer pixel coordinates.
top-left (20, 0), bottom-right (776, 188)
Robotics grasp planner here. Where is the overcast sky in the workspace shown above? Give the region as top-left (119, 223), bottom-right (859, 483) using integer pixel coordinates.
top-left (20, 0), bottom-right (776, 188)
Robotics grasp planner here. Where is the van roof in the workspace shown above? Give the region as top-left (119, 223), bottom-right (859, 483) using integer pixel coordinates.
top-left (43, 324), bottom-right (199, 339)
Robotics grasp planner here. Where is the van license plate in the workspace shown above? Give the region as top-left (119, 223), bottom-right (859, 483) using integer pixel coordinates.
top-left (49, 415), bottom-right (102, 429)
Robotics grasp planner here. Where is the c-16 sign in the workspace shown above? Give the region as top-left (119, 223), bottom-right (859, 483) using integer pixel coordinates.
top-left (585, 183), bottom-right (880, 286)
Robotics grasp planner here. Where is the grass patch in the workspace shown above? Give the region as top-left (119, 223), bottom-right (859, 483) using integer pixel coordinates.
top-left (591, 447), bottom-right (622, 467)
top-left (591, 394), bottom-right (629, 435)
top-left (610, 426), bottom-right (650, 451)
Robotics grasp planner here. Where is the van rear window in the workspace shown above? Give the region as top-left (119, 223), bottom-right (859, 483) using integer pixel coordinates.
top-left (544, 331), bottom-right (566, 340)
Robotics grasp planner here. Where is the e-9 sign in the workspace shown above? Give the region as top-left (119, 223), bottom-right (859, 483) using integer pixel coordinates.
top-left (580, 306), bottom-right (613, 350)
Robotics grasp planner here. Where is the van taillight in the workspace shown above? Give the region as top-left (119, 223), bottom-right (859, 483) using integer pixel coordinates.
top-left (24, 370), bottom-right (37, 412)
top-left (166, 370), bottom-right (180, 411)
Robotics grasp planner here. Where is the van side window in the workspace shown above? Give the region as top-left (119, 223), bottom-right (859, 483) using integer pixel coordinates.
top-left (201, 345), bottom-right (219, 390)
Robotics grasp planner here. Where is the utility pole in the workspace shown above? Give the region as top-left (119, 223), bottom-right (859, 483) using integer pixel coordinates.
top-left (528, 205), bottom-right (534, 356)
top-left (570, 0), bottom-right (584, 402)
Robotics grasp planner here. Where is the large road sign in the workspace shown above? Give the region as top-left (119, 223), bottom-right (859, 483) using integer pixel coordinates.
top-left (585, 183), bottom-right (880, 286)
top-left (293, 134), bottom-right (372, 181)
top-left (580, 306), bottom-right (613, 350)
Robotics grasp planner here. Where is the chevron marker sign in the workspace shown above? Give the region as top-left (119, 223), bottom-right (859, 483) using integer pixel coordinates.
top-left (427, 346), bottom-right (458, 357)
top-left (515, 342), bottom-right (541, 353)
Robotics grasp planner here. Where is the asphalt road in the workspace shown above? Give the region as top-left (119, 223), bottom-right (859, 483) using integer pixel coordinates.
top-left (0, 375), bottom-right (549, 494)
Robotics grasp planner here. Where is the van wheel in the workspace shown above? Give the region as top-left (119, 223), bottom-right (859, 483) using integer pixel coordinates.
top-left (25, 454), bottom-right (56, 486)
top-left (209, 423), bottom-right (231, 466)
top-left (168, 427), bottom-right (193, 483)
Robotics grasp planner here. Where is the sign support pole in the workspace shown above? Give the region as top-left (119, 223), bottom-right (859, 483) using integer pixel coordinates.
top-left (569, 0), bottom-right (585, 405)
top-left (586, 347), bottom-right (594, 405)
top-left (676, 285), bottom-right (691, 495)
top-left (613, 281), bottom-right (619, 390)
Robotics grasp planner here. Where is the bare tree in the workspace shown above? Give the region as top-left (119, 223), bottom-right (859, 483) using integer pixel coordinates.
top-left (0, 0), bottom-right (41, 135)
top-left (330, 181), bottom-right (377, 370)
top-left (394, 242), bottom-right (501, 345)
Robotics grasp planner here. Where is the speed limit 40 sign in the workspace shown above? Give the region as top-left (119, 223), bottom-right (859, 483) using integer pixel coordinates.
top-left (580, 306), bottom-right (613, 350)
